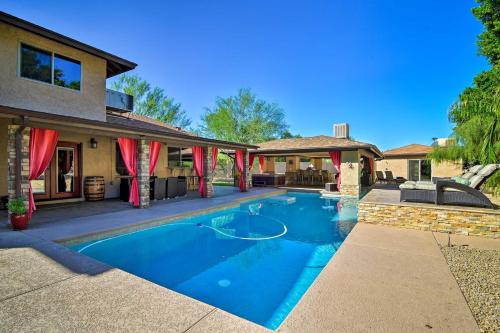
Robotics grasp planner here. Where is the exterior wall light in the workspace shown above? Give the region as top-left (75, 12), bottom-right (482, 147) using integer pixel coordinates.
top-left (90, 138), bottom-right (98, 149)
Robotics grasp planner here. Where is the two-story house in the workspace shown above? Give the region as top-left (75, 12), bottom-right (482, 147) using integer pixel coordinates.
top-left (0, 12), bottom-right (255, 215)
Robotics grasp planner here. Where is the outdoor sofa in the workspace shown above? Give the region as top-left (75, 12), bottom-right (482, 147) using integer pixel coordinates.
top-left (399, 164), bottom-right (498, 208)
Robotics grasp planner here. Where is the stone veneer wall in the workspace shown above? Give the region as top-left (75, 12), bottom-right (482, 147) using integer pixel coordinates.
top-left (136, 139), bottom-right (150, 208)
top-left (340, 184), bottom-right (359, 197)
top-left (358, 201), bottom-right (499, 238)
top-left (7, 125), bottom-right (30, 207)
top-left (203, 146), bottom-right (213, 198)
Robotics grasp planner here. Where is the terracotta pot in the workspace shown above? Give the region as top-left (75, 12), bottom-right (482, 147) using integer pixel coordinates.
top-left (10, 214), bottom-right (29, 230)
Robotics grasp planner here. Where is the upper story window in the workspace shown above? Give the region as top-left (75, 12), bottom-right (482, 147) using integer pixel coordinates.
top-left (20, 44), bottom-right (52, 83)
top-left (20, 43), bottom-right (81, 91)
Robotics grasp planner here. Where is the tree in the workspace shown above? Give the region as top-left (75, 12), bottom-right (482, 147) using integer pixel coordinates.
top-left (429, 0), bottom-right (500, 191)
top-left (430, 0), bottom-right (499, 165)
top-left (200, 88), bottom-right (289, 144)
top-left (281, 130), bottom-right (302, 139)
top-left (472, 0), bottom-right (500, 65)
top-left (110, 74), bottom-right (191, 128)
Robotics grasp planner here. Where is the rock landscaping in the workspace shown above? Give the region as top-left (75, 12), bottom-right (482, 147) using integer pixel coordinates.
top-left (441, 245), bottom-right (500, 333)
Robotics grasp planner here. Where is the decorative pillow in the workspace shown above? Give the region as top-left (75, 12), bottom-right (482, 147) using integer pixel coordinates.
top-left (453, 177), bottom-right (470, 185)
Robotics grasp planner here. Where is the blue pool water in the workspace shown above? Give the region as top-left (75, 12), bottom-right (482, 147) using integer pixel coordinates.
top-left (70, 192), bottom-right (358, 330)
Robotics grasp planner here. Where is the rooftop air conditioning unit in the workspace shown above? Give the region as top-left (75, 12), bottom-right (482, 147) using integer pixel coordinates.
top-left (334, 123), bottom-right (349, 139)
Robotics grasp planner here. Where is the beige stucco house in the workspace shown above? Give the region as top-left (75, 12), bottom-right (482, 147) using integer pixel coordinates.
top-left (376, 144), bottom-right (463, 181)
top-left (0, 11), bottom-right (255, 210)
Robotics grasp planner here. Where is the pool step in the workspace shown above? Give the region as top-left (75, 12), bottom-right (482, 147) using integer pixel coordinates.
top-left (269, 196), bottom-right (297, 204)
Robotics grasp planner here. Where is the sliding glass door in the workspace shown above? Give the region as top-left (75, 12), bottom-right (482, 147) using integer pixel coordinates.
top-left (408, 159), bottom-right (432, 181)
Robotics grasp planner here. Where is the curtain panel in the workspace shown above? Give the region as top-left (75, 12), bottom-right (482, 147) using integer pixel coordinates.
top-left (28, 128), bottom-right (59, 218)
top-left (328, 151), bottom-right (341, 189)
top-left (235, 150), bottom-right (246, 192)
top-left (118, 138), bottom-right (139, 207)
top-left (211, 147), bottom-right (218, 173)
top-left (248, 153), bottom-right (255, 171)
top-left (192, 146), bottom-right (206, 197)
top-left (149, 141), bottom-right (162, 176)
top-left (258, 155), bottom-right (265, 174)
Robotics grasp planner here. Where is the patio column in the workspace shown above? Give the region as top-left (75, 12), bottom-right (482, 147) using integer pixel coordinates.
top-left (204, 146), bottom-right (213, 198)
top-left (244, 150), bottom-right (251, 189)
top-left (7, 125), bottom-right (30, 208)
top-left (136, 138), bottom-right (150, 208)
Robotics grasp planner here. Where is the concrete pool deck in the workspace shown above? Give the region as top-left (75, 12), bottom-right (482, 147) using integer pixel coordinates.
top-left (0, 189), bottom-right (489, 332)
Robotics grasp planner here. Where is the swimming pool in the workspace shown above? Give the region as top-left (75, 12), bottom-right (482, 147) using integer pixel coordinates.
top-left (70, 192), bottom-right (358, 330)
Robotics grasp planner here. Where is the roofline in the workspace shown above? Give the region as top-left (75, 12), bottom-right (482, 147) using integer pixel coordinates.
top-left (0, 105), bottom-right (258, 149)
top-left (250, 145), bottom-right (384, 158)
top-left (0, 11), bottom-right (137, 78)
top-left (382, 153), bottom-right (430, 159)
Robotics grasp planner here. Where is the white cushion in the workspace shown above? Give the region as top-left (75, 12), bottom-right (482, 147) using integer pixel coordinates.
top-left (469, 174), bottom-right (483, 189)
top-left (415, 182), bottom-right (436, 190)
top-left (477, 164), bottom-right (498, 177)
top-left (399, 181), bottom-right (416, 189)
top-left (462, 172), bottom-right (475, 180)
top-left (468, 165), bottom-right (483, 173)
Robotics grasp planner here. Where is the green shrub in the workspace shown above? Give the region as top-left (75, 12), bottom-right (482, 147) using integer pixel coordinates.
top-left (7, 198), bottom-right (27, 215)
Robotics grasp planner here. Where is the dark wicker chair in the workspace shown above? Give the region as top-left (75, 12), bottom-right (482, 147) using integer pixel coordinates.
top-left (400, 164), bottom-right (498, 208)
top-left (376, 171), bottom-right (387, 183)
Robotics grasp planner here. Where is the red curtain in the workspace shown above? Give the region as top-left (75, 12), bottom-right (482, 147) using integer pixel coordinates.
top-left (235, 150), bottom-right (246, 191)
top-left (329, 151), bottom-right (341, 190)
top-left (118, 138), bottom-right (139, 207)
top-left (149, 141), bottom-right (162, 176)
top-left (192, 146), bottom-right (206, 197)
top-left (248, 153), bottom-right (255, 171)
top-left (259, 155), bottom-right (265, 174)
top-left (28, 128), bottom-right (59, 218)
top-left (211, 146), bottom-right (218, 172)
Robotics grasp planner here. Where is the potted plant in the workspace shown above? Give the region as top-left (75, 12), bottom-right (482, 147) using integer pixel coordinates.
top-left (7, 198), bottom-right (29, 230)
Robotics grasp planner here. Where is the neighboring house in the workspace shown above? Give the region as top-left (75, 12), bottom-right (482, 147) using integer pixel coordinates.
top-left (0, 12), bottom-right (254, 208)
top-left (251, 124), bottom-right (383, 197)
top-left (376, 144), bottom-right (463, 181)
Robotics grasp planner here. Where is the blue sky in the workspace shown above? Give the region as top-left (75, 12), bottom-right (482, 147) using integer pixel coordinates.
top-left (2, 1), bottom-right (488, 150)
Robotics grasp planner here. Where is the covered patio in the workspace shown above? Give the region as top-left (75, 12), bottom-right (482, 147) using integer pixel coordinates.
top-left (1, 106), bottom-right (257, 226)
top-left (249, 135), bottom-right (383, 197)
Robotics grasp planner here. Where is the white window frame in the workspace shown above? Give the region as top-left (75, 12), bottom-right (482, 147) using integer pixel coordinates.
top-left (18, 41), bottom-right (82, 93)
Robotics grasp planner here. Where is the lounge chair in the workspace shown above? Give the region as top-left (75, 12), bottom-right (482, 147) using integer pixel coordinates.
top-left (400, 164), bottom-right (498, 208)
top-left (376, 171), bottom-right (387, 183)
top-left (385, 171), bottom-right (398, 184)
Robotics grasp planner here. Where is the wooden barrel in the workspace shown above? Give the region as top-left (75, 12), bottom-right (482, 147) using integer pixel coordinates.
top-left (84, 176), bottom-right (105, 201)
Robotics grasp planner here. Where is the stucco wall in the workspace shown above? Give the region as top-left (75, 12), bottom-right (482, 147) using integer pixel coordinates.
top-left (0, 22), bottom-right (107, 121)
top-left (0, 119), bottom-right (9, 196)
top-left (58, 132), bottom-right (119, 198)
top-left (153, 145), bottom-right (168, 177)
top-left (376, 158), bottom-right (408, 178)
top-left (340, 150), bottom-right (360, 196)
top-left (376, 157), bottom-right (463, 179)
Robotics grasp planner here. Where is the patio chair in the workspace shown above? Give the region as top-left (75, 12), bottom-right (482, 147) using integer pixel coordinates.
top-left (400, 164), bottom-right (498, 208)
top-left (385, 171), bottom-right (398, 184)
top-left (376, 171), bottom-right (387, 183)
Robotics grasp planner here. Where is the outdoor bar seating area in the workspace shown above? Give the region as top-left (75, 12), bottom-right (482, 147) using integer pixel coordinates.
top-left (284, 169), bottom-right (336, 186)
